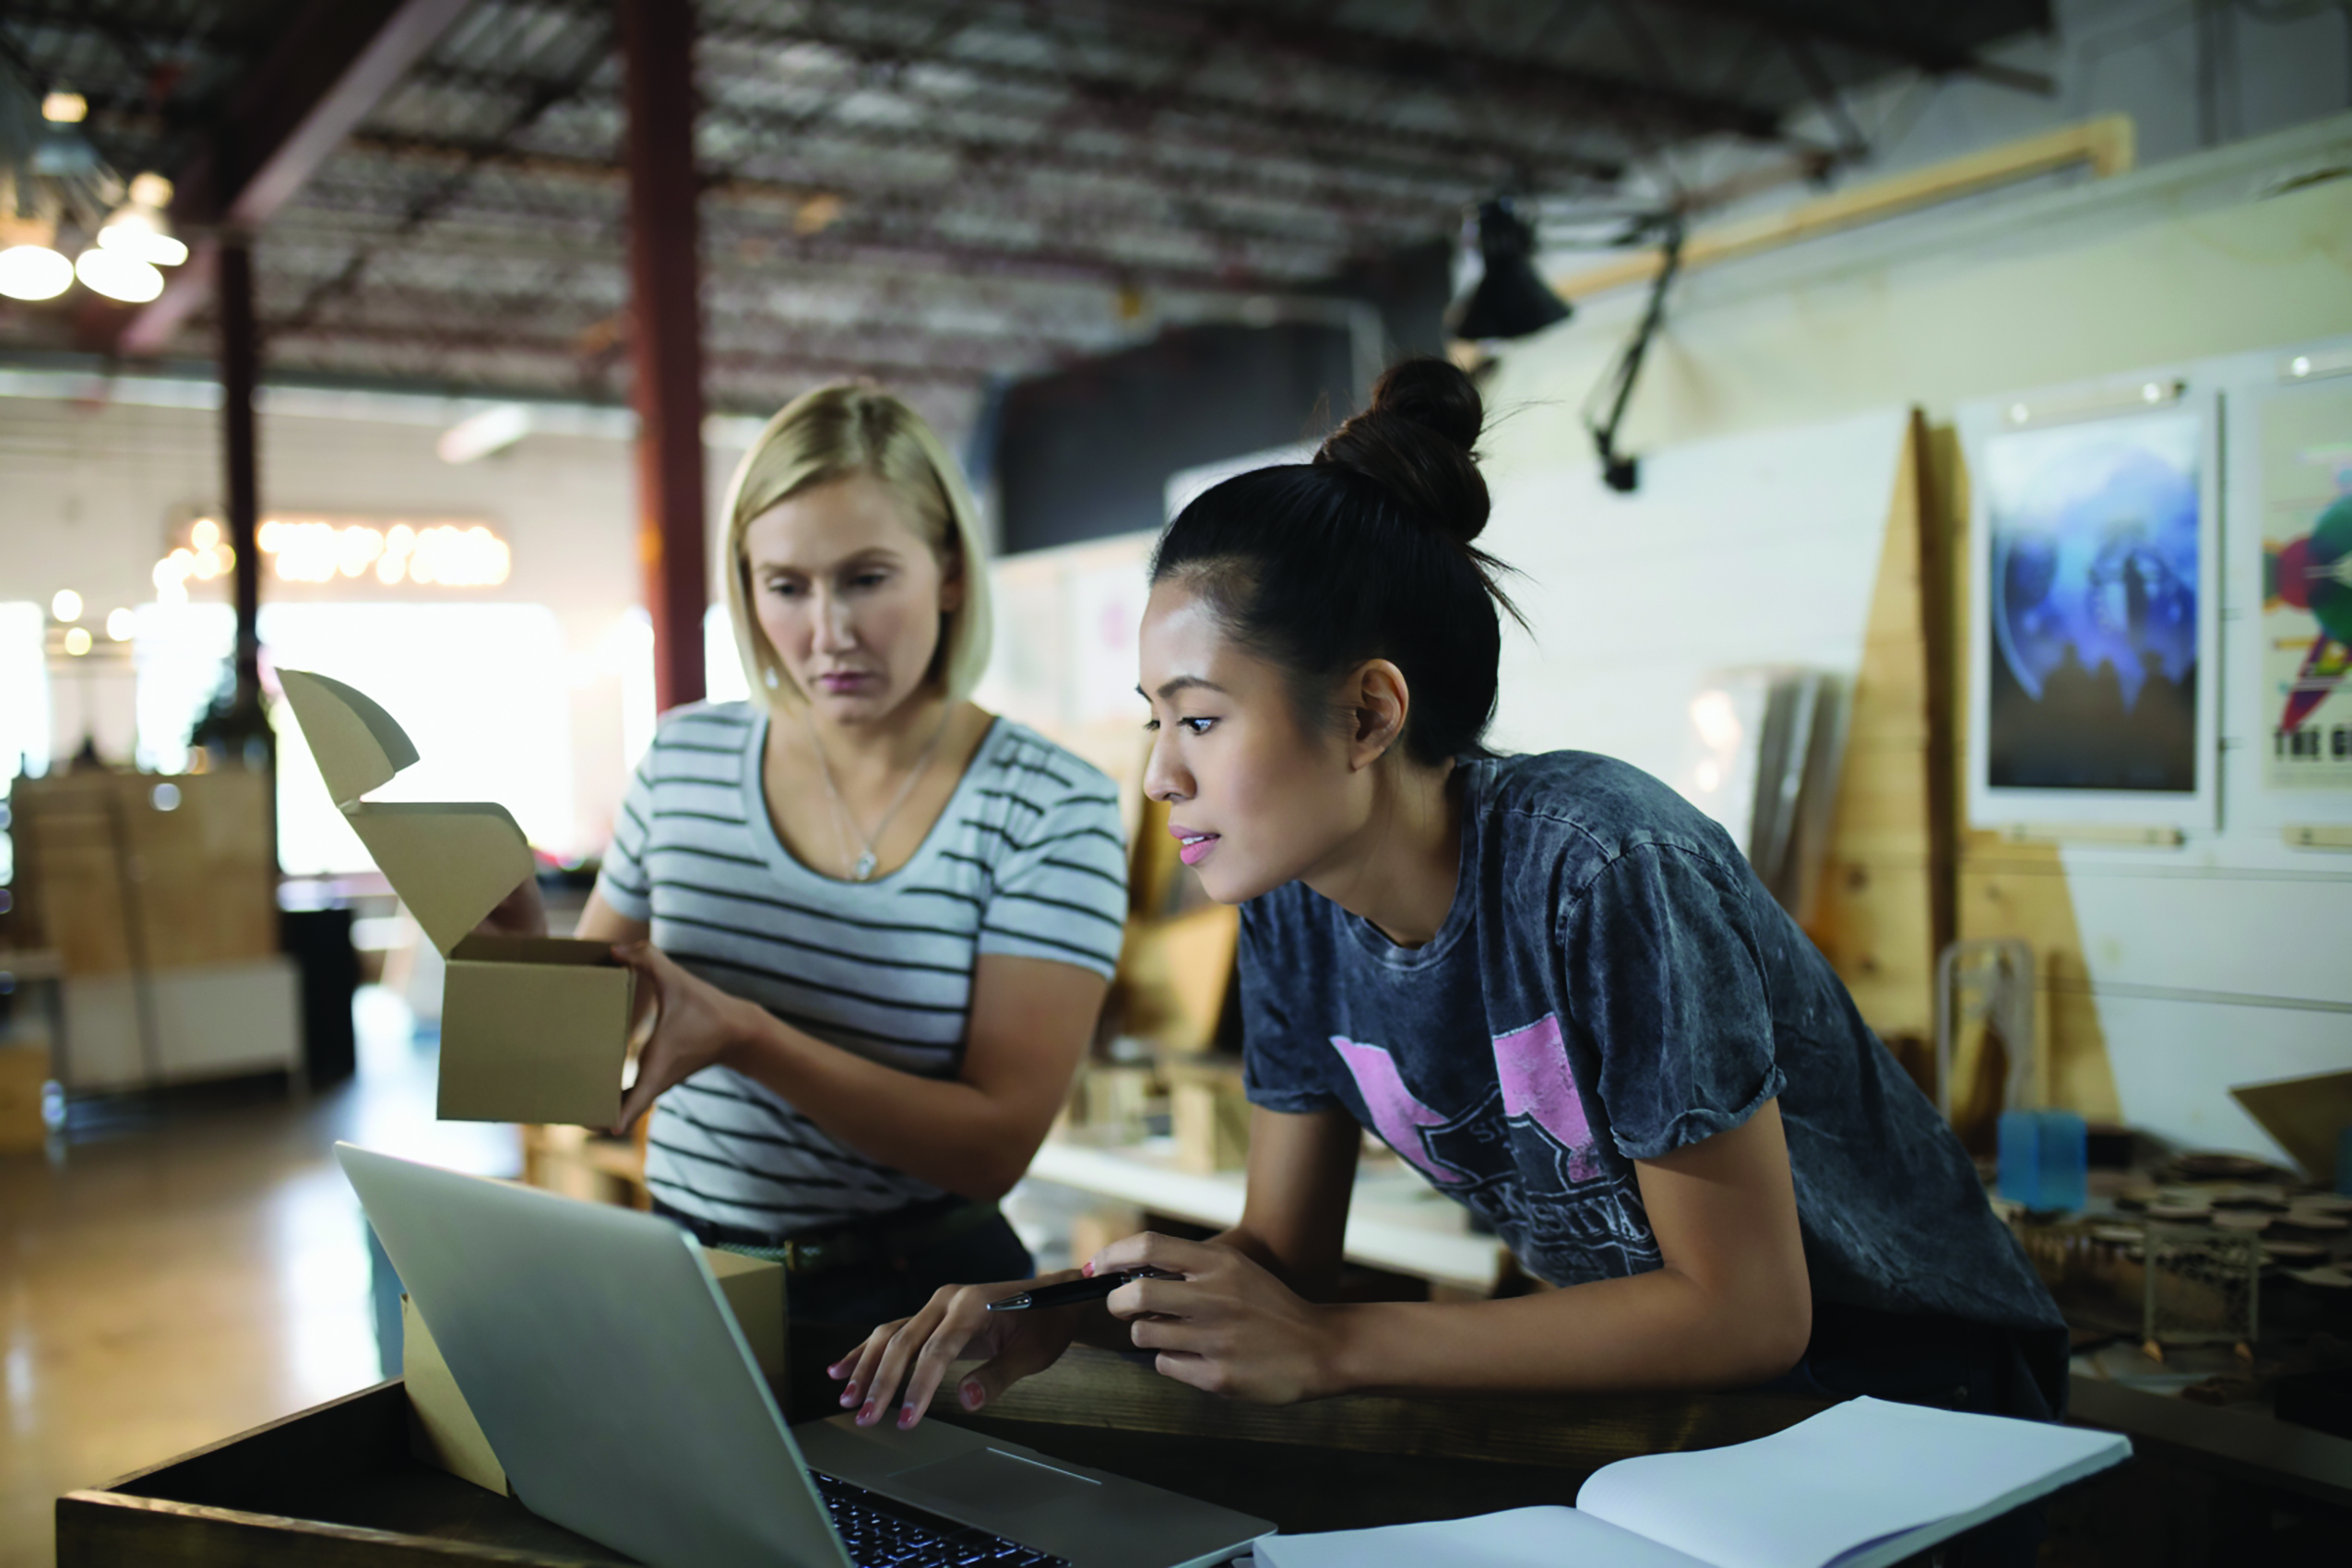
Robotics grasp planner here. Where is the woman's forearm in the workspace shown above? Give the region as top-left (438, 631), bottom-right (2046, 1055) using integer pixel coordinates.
top-left (716, 1004), bottom-right (1042, 1202)
top-left (1321, 1264), bottom-right (1810, 1399)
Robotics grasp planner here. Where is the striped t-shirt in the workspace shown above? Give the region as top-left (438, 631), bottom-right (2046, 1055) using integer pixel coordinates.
top-left (594, 702), bottom-right (1128, 1235)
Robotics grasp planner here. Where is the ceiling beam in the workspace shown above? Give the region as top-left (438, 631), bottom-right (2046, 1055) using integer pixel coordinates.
top-left (260, 319), bottom-right (997, 388)
top-left (249, 213), bottom-right (1156, 333)
top-left (682, 10), bottom-right (1630, 186)
top-left (292, 140), bottom-right (1358, 293)
top-left (385, 64), bottom-right (1500, 261)
top-left (116, 0), bottom-right (473, 356)
top-left (332, 126), bottom-right (1429, 266)
top-left (687, 101), bottom-right (1461, 238)
top-left (1647, 0), bottom-right (2058, 95)
top-left (307, 280), bottom-right (1123, 360)
top-left (1051, 0), bottom-right (1787, 142)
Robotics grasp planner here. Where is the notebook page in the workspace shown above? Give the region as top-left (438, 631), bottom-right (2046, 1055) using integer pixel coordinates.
top-left (1254, 1505), bottom-right (1714, 1568)
top-left (1575, 1397), bottom-right (2130, 1568)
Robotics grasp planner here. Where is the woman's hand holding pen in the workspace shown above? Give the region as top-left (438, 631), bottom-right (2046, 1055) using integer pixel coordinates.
top-left (838, 1233), bottom-right (1348, 1426)
top-left (830, 1271), bottom-right (1091, 1431)
top-left (1092, 1232), bottom-right (1342, 1405)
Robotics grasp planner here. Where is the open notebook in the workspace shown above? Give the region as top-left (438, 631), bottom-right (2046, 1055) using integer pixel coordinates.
top-left (1256, 1397), bottom-right (2129, 1568)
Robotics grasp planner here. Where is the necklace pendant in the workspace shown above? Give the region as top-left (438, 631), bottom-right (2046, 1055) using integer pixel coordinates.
top-left (851, 849), bottom-right (878, 881)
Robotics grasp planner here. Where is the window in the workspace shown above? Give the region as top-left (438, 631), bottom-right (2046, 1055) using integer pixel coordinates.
top-left (135, 602), bottom-right (575, 876)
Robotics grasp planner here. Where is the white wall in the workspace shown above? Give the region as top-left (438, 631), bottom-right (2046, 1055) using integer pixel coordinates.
top-left (1574, 0), bottom-right (2352, 245)
top-left (1481, 409), bottom-right (1906, 776)
top-left (1840, 0), bottom-right (2352, 179)
top-left (1478, 113), bottom-right (2352, 1164)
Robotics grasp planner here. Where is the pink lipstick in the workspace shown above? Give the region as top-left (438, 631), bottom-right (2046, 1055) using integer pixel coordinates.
top-left (1170, 826), bottom-right (1218, 866)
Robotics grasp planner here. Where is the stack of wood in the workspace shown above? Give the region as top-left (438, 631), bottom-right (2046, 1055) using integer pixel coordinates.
top-left (7, 768), bottom-right (298, 1091)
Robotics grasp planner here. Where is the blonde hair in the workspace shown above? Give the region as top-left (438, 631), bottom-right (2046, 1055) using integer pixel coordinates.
top-left (719, 383), bottom-right (994, 709)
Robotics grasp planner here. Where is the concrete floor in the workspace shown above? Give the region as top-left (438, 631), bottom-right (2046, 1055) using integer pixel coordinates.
top-left (0, 990), bottom-right (516, 1568)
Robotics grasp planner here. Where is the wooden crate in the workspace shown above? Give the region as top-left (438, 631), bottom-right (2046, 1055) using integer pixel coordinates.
top-left (0, 1039), bottom-right (49, 1151)
top-left (10, 770), bottom-right (277, 978)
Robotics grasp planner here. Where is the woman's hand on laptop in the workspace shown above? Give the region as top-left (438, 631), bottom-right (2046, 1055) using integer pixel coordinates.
top-left (830, 1272), bottom-right (1089, 1431)
top-left (1091, 1231), bottom-right (1341, 1406)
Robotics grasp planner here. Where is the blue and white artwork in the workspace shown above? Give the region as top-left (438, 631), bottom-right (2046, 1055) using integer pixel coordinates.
top-left (1984, 410), bottom-right (2204, 793)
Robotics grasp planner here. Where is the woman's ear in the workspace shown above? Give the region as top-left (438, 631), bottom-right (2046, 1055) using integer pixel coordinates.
top-left (937, 552), bottom-right (968, 615)
top-left (1346, 659), bottom-right (1410, 771)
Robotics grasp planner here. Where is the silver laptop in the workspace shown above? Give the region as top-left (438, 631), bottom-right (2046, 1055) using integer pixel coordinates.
top-left (338, 1143), bottom-right (1272, 1568)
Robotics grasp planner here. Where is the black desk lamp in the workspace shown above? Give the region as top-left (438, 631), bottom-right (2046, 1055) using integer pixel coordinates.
top-left (1445, 198), bottom-right (1571, 342)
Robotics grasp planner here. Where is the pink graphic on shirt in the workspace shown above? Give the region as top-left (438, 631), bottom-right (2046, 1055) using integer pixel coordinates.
top-left (1491, 1014), bottom-right (1599, 1182)
top-left (1328, 1037), bottom-right (1466, 1184)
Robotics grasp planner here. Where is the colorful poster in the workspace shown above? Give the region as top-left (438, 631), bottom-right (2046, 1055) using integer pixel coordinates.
top-left (2260, 385), bottom-right (2352, 791)
top-left (1981, 410), bottom-right (2204, 794)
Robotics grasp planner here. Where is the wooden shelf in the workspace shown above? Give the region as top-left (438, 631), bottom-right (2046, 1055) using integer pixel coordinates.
top-left (1029, 1136), bottom-right (1508, 1294)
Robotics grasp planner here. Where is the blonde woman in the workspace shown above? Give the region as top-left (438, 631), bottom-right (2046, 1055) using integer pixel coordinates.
top-left (494, 385), bottom-right (1127, 1324)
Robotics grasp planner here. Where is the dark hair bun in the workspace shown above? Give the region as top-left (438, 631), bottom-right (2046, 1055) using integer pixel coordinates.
top-left (1314, 357), bottom-right (1490, 546)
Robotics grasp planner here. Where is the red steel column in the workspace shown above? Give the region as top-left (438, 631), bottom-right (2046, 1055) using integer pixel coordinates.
top-left (620, 0), bottom-right (709, 711)
top-left (218, 236), bottom-right (264, 719)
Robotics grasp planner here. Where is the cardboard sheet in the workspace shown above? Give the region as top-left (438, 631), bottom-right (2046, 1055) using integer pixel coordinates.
top-left (2231, 1069), bottom-right (2352, 1184)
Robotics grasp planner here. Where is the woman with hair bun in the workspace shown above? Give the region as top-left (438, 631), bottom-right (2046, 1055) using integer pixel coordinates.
top-left (837, 362), bottom-right (2062, 1464)
top-left (487, 383), bottom-right (1127, 1324)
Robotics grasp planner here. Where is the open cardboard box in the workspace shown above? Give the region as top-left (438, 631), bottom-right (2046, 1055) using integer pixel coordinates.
top-left (279, 669), bottom-right (634, 1125)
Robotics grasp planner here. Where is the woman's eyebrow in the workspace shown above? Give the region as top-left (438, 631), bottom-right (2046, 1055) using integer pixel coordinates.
top-left (750, 546), bottom-right (902, 574)
top-left (1140, 675), bottom-right (1229, 702)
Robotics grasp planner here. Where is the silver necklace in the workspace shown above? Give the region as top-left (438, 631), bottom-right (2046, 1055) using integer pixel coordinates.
top-left (806, 708), bottom-right (954, 881)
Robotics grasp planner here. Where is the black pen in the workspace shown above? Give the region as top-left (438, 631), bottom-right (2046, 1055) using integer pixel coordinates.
top-left (985, 1268), bottom-right (1179, 1313)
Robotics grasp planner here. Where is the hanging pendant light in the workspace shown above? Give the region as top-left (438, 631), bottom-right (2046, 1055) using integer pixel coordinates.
top-left (6, 74), bottom-right (185, 304)
top-left (0, 240), bottom-right (74, 300)
top-left (75, 244), bottom-right (163, 303)
top-left (30, 87), bottom-right (100, 178)
top-left (99, 172), bottom-right (188, 267)
top-left (1445, 198), bottom-right (1572, 343)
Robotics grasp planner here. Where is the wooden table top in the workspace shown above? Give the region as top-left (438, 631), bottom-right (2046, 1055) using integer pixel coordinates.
top-left (59, 1326), bottom-right (1834, 1564)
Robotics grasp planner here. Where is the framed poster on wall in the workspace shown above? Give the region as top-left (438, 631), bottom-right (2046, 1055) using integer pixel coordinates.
top-left (2227, 342), bottom-right (2352, 827)
top-left (1963, 378), bottom-right (2219, 831)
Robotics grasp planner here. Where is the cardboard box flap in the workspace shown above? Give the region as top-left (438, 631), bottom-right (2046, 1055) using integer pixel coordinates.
top-left (350, 804), bottom-right (536, 958)
top-left (279, 669), bottom-right (421, 807)
top-left (2230, 1070), bottom-right (2352, 1184)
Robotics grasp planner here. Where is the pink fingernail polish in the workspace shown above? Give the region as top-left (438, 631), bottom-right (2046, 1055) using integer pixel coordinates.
top-left (1081, 1260), bottom-right (1095, 1277)
top-left (897, 1405), bottom-right (917, 1429)
top-left (858, 1402), bottom-right (875, 1424)
top-left (961, 1382), bottom-right (982, 1409)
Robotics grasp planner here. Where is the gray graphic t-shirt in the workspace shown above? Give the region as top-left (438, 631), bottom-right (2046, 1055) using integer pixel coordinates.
top-left (1240, 751), bottom-right (2061, 1336)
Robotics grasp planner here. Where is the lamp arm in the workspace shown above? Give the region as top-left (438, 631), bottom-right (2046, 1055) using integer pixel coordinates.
top-left (1584, 215), bottom-right (1686, 493)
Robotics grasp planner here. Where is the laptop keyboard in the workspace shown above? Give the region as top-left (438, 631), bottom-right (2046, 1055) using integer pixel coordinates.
top-left (812, 1470), bottom-right (1074, 1567)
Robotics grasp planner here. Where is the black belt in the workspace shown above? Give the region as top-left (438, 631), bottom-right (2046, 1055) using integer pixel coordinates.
top-left (662, 1196), bottom-right (1002, 1277)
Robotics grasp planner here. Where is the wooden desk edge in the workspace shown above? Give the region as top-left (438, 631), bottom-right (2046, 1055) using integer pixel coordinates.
top-left (2067, 1374), bottom-right (2352, 1509)
top-left (56, 1488), bottom-right (600, 1568)
top-left (921, 1344), bottom-right (1835, 1468)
